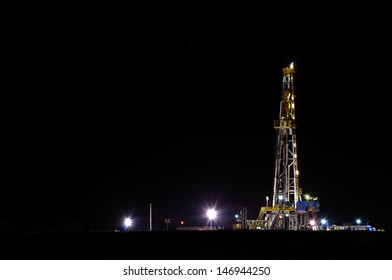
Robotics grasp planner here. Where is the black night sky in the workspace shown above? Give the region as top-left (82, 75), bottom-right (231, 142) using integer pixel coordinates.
top-left (4, 3), bottom-right (391, 232)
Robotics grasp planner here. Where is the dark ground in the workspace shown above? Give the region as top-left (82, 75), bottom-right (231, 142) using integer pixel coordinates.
top-left (1, 230), bottom-right (391, 260)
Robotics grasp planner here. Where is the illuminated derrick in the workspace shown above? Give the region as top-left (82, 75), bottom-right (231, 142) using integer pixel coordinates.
top-left (248, 63), bottom-right (319, 230)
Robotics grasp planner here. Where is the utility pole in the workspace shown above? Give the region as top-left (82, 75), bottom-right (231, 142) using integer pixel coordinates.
top-left (165, 219), bottom-right (170, 231)
top-left (149, 203), bottom-right (152, 231)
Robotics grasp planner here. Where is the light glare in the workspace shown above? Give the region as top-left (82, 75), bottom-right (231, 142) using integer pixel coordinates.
top-left (207, 209), bottom-right (217, 220)
top-left (124, 218), bottom-right (132, 228)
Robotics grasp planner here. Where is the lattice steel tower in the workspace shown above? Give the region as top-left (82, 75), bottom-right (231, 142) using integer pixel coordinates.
top-left (248, 62), bottom-right (319, 230)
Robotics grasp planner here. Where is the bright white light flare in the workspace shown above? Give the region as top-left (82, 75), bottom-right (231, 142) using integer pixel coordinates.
top-left (207, 209), bottom-right (217, 220)
top-left (124, 218), bottom-right (132, 228)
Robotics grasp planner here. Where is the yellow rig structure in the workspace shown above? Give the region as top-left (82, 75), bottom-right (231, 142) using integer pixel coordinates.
top-left (247, 63), bottom-right (320, 230)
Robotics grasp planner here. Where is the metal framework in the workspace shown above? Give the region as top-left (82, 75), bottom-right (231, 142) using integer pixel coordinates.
top-left (248, 63), bottom-right (319, 230)
top-left (233, 207), bottom-right (248, 230)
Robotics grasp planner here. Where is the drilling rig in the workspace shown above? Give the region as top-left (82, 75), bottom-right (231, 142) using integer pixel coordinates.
top-left (247, 62), bottom-right (319, 230)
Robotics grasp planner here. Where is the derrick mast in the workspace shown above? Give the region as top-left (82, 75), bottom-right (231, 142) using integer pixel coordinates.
top-left (273, 62), bottom-right (300, 210)
top-left (247, 62), bottom-right (319, 231)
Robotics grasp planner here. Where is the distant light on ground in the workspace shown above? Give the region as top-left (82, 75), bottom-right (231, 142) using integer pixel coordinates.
top-left (124, 218), bottom-right (132, 228)
top-left (207, 209), bottom-right (217, 220)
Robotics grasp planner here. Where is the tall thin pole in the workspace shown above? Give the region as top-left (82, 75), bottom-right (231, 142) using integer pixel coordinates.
top-left (149, 203), bottom-right (152, 231)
